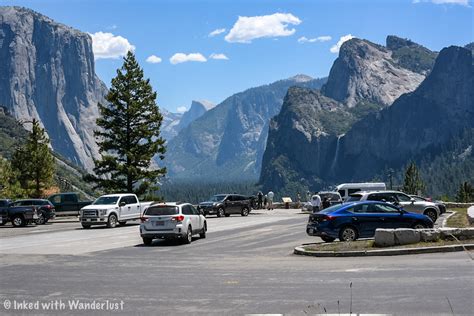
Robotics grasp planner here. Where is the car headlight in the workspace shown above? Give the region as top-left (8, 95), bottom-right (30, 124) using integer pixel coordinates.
top-left (99, 209), bottom-right (108, 216)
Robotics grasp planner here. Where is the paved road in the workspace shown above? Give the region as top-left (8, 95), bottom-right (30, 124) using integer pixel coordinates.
top-left (0, 209), bottom-right (472, 315)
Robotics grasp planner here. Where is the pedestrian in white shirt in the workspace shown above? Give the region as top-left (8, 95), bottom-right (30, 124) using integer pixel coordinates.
top-left (311, 193), bottom-right (321, 213)
top-left (267, 191), bottom-right (274, 210)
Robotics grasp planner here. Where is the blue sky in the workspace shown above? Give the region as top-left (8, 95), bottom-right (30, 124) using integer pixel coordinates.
top-left (3, 0), bottom-right (473, 113)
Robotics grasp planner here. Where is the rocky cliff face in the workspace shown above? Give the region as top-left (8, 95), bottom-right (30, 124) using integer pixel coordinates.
top-left (322, 37), bottom-right (427, 108)
top-left (0, 7), bottom-right (107, 171)
top-left (337, 46), bottom-right (473, 180)
top-left (260, 44), bottom-right (472, 196)
top-left (164, 75), bottom-right (327, 180)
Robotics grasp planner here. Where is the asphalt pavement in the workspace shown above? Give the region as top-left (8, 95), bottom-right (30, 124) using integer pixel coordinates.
top-left (0, 209), bottom-right (472, 315)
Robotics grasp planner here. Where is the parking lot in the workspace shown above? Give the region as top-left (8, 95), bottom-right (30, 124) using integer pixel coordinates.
top-left (0, 208), bottom-right (473, 315)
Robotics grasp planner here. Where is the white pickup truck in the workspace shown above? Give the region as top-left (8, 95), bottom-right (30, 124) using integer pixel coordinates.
top-left (79, 194), bottom-right (152, 229)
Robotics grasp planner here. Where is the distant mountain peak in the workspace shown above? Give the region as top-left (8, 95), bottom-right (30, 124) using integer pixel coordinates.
top-left (288, 74), bottom-right (314, 82)
top-left (192, 100), bottom-right (215, 111)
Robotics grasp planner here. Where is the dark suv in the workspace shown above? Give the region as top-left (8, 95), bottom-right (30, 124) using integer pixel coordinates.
top-left (198, 194), bottom-right (251, 217)
top-left (12, 199), bottom-right (56, 224)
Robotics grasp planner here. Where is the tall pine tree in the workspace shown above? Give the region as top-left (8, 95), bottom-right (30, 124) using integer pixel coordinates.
top-left (402, 161), bottom-right (425, 195)
top-left (87, 51), bottom-right (166, 195)
top-left (11, 119), bottom-right (55, 198)
top-left (456, 181), bottom-right (473, 203)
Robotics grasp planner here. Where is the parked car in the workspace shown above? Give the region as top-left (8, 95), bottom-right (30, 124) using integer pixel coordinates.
top-left (79, 194), bottom-right (152, 229)
top-left (140, 202), bottom-right (207, 245)
top-left (335, 182), bottom-right (386, 201)
top-left (318, 191), bottom-right (343, 206)
top-left (11, 199), bottom-right (56, 224)
top-left (197, 194), bottom-right (251, 217)
top-left (409, 195), bottom-right (446, 214)
top-left (0, 200), bottom-right (39, 227)
top-left (346, 190), bottom-right (440, 222)
top-left (306, 201), bottom-right (434, 242)
top-left (48, 192), bottom-right (92, 216)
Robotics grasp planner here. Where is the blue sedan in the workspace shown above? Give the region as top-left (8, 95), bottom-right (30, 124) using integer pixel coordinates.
top-left (306, 201), bottom-right (434, 242)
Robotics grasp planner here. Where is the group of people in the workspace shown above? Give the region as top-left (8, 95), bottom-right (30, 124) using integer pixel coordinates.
top-left (256, 191), bottom-right (274, 210)
top-left (309, 192), bottom-right (331, 213)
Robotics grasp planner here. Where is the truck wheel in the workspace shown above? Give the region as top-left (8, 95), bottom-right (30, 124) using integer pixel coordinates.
top-left (241, 207), bottom-right (249, 216)
top-left (183, 226), bottom-right (192, 244)
top-left (217, 208), bottom-right (225, 218)
top-left (199, 223), bottom-right (207, 239)
top-left (142, 237), bottom-right (153, 246)
top-left (118, 221), bottom-right (127, 226)
top-left (82, 224), bottom-right (91, 229)
top-left (12, 216), bottom-right (25, 227)
top-left (106, 214), bottom-right (118, 228)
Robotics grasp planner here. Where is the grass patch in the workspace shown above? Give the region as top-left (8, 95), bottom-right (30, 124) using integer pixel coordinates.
top-left (447, 208), bottom-right (470, 228)
top-left (303, 238), bottom-right (474, 252)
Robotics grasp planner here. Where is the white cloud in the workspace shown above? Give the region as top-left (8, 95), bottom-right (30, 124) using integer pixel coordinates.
top-left (176, 106), bottom-right (187, 113)
top-left (298, 35), bottom-right (332, 43)
top-left (146, 55), bottom-right (162, 64)
top-left (90, 32), bottom-right (135, 60)
top-left (225, 13), bottom-right (302, 43)
top-left (170, 53), bottom-right (207, 65)
top-left (209, 53), bottom-right (229, 60)
top-left (413, 0), bottom-right (470, 5)
top-left (209, 28), bottom-right (226, 37)
top-left (330, 34), bottom-right (355, 53)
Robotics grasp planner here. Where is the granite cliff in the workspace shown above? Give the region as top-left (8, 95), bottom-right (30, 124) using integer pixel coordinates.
top-left (0, 7), bottom-right (107, 171)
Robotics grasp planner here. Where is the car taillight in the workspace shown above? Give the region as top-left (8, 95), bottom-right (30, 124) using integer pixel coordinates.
top-left (140, 216), bottom-right (149, 223)
top-left (322, 215), bottom-right (335, 221)
top-left (172, 215), bottom-right (185, 222)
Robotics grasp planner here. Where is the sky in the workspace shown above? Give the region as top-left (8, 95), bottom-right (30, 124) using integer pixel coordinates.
top-left (3, 0), bottom-right (473, 113)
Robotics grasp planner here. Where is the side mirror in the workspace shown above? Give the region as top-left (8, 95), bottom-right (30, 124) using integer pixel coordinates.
top-left (119, 201), bottom-right (126, 207)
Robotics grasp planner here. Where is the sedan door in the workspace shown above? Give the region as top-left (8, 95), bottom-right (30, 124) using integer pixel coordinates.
top-left (369, 203), bottom-right (413, 229)
top-left (395, 193), bottom-right (419, 214)
top-left (344, 203), bottom-right (383, 238)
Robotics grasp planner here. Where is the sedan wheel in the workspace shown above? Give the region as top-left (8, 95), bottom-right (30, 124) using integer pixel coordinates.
top-left (413, 223), bottom-right (426, 229)
top-left (339, 227), bottom-right (357, 242)
top-left (424, 210), bottom-right (437, 223)
top-left (241, 207), bottom-right (249, 216)
top-left (36, 214), bottom-right (45, 225)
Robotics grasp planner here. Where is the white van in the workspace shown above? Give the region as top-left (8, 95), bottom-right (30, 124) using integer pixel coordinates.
top-left (335, 183), bottom-right (386, 201)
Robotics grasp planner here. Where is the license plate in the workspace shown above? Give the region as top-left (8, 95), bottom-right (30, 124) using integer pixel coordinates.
top-left (153, 221), bottom-right (164, 226)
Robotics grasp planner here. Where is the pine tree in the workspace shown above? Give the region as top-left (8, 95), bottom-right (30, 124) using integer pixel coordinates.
top-left (87, 51), bottom-right (166, 195)
top-left (456, 181), bottom-right (473, 203)
top-left (402, 161), bottom-right (425, 195)
top-left (0, 156), bottom-right (25, 199)
top-left (11, 119), bottom-right (55, 198)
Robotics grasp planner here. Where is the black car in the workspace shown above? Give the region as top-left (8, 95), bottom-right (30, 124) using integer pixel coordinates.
top-left (12, 199), bottom-right (56, 224)
top-left (0, 200), bottom-right (39, 227)
top-left (198, 194), bottom-right (251, 217)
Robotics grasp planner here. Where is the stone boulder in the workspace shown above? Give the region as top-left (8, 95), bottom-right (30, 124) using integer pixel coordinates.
top-left (417, 229), bottom-right (440, 242)
top-left (374, 229), bottom-right (395, 247)
top-left (394, 229), bottom-right (421, 245)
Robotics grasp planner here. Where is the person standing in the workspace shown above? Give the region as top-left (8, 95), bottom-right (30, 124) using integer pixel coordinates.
top-left (267, 190), bottom-right (274, 210)
top-left (311, 193), bottom-right (321, 213)
top-left (257, 191), bottom-right (263, 209)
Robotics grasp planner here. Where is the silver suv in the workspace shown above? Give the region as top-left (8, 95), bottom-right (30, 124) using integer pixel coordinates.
top-left (347, 191), bottom-right (440, 222)
top-left (140, 202), bottom-right (207, 245)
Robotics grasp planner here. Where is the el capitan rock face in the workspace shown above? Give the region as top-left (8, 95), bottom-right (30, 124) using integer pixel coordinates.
top-left (0, 6), bottom-right (107, 170)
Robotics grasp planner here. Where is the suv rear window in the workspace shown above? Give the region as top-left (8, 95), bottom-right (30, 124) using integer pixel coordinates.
top-left (347, 194), bottom-right (362, 202)
top-left (145, 206), bottom-right (178, 216)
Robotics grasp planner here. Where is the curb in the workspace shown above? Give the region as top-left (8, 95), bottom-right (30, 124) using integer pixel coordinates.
top-left (294, 243), bottom-right (474, 257)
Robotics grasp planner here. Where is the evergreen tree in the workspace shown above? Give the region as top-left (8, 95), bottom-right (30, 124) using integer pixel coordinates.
top-left (456, 181), bottom-right (473, 203)
top-left (87, 51), bottom-right (166, 195)
top-left (11, 119), bottom-right (55, 198)
top-left (0, 156), bottom-right (25, 199)
top-left (402, 161), bottom-right (425, 195)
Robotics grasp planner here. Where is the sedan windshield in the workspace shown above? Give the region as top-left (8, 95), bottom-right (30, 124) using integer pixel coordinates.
top-left (210, 195), bottom-right (227, 202)
top-left (93, 196), bottom-right (119, 205)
